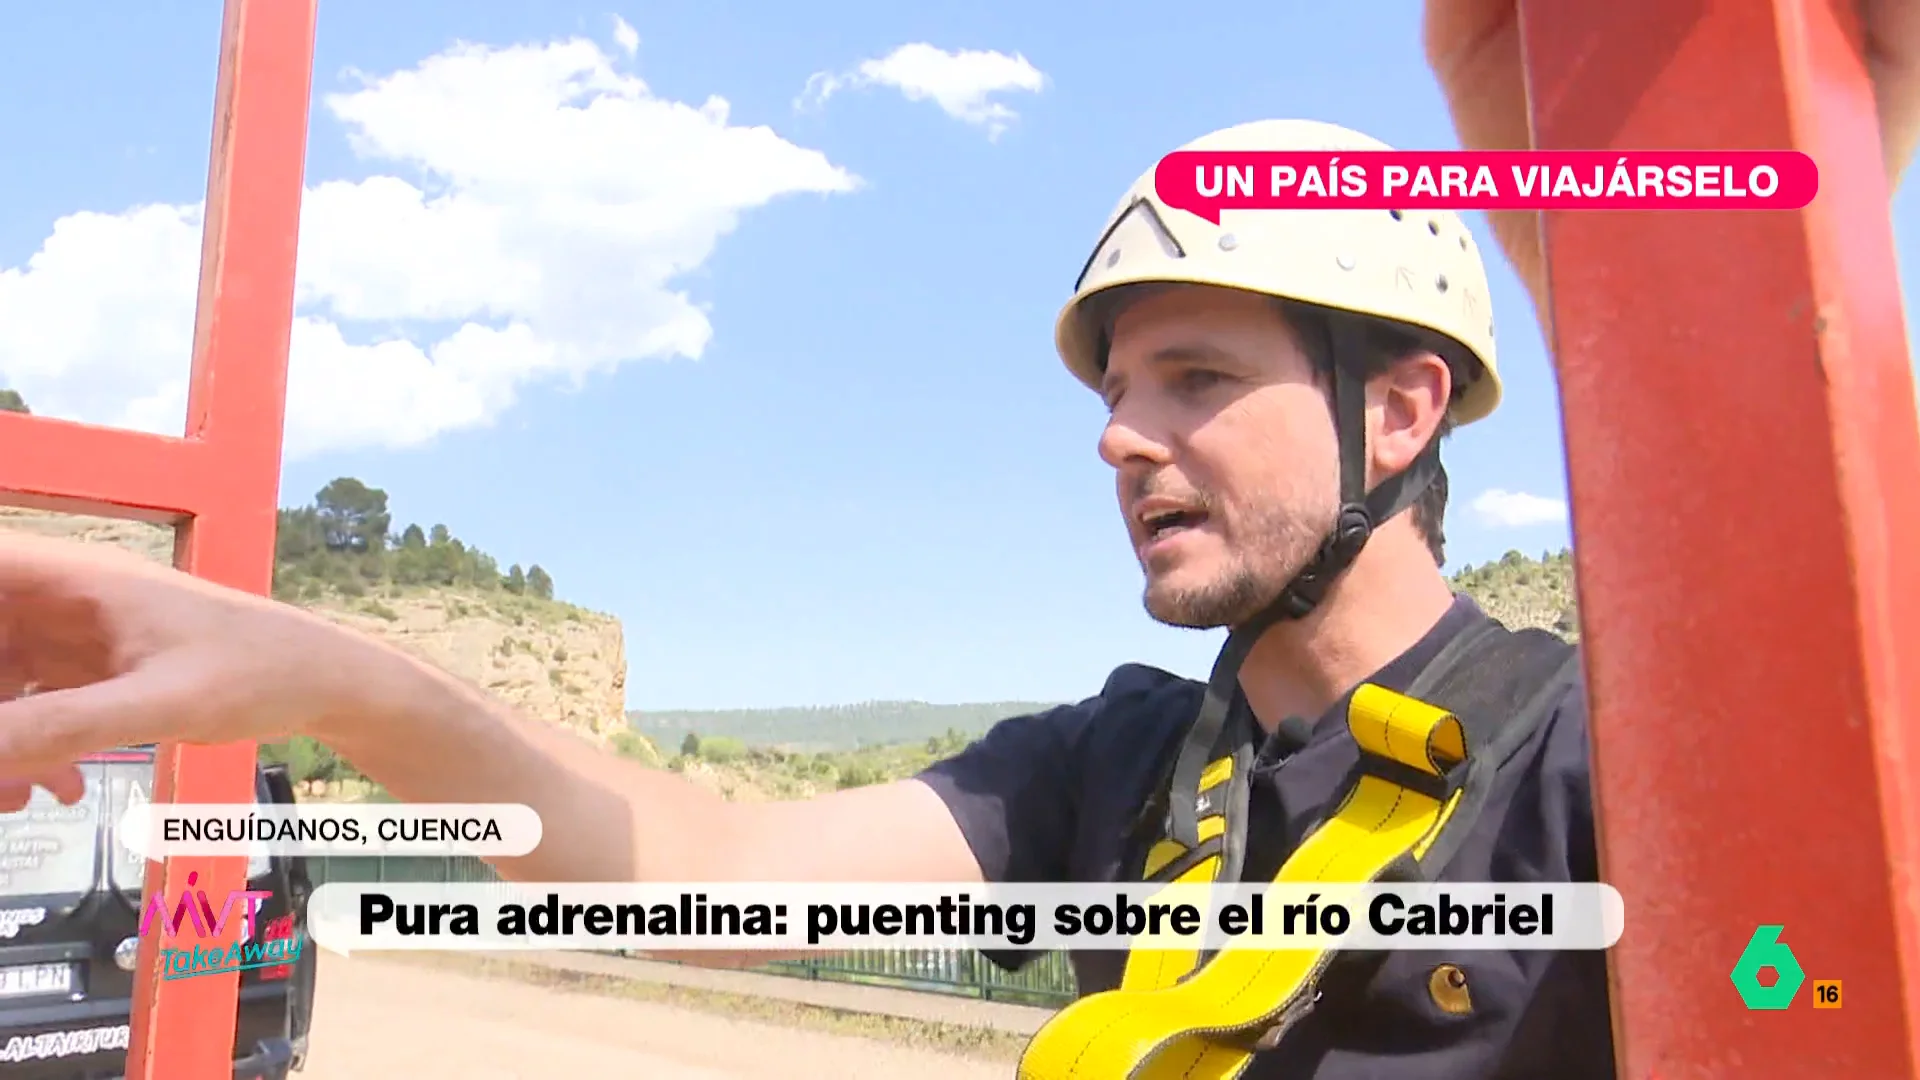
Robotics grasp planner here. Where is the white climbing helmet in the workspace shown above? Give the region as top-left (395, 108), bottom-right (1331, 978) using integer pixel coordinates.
top-left (1055, 118), bottom-right (1503, 425)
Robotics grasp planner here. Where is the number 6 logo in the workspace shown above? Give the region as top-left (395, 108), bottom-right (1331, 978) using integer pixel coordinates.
top-left (1730, 925), bottom-right (1805, 1009)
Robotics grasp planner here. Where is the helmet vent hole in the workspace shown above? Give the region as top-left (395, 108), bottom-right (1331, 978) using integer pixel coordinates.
top-left (1218, 234), bottom-right (1239, 251)
top-left (1389, 209), bottom-right (1404, 221)
top-left (1458, 235), bottom-right (1468, 251)
top-left (1106, 249), bottom-right (1122, 268)
top-left (1435, 274), bottom-right (1450, 293)
top-left (1427, 220), bottom-right (1441, 236)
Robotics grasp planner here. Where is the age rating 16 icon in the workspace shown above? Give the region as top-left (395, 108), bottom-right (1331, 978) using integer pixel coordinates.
top-left (1732, 925), bottom-right (1841, 1009)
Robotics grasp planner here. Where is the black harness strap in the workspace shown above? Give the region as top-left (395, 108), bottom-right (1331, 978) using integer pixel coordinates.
top-left (1286, 621), bottom-right (1583, 1000)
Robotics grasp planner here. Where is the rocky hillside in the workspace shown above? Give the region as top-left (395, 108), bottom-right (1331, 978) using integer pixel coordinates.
top-left (301, 590), bottom-right (627, 744)
top-left (1453, 547), bottom-right (1580, 639)
top-left (0, 499), bottom-right (628, 751)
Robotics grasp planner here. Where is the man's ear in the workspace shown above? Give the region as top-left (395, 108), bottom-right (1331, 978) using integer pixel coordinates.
top-left (1370, 352), bottom-right (1453, 475)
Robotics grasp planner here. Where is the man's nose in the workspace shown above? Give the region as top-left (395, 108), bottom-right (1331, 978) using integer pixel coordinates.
top-left (1098, 414), bottom-right (1173, 470)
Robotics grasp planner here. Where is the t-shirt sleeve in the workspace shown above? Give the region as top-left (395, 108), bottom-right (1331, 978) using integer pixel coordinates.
top-left (914, 664), bottom-right (1191, 975)
top-left (914, 697), bottom-right (1098, 886)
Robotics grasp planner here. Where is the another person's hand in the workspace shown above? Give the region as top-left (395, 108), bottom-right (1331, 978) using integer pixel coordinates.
top-left (0, 533), bottom-right (399, 810)
top-left (1423, 0), bottom-right (1920, 312)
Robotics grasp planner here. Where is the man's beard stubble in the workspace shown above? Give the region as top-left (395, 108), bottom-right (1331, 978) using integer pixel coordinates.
top-left (1141, 496), bottom-right (1331, 631)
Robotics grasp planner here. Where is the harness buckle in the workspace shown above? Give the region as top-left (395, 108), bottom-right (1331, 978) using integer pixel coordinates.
top-left (1248, 989), bottom-right (1322, 1051)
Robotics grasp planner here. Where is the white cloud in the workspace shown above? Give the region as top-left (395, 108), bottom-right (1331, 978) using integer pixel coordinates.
top-left (0, 33), bottom-right (858, 460)
top-left (1472, 489), bottom-right (1570, 528)
top-left (798, 43), bottom-right (1045, 139)
top-left (611, 16), bottom-right (639, 57)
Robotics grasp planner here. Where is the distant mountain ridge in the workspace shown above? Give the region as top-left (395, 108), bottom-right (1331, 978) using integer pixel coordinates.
top-left (628, 700), bottom-right (1058, 751)
top-left (627, 547), bottom-right (1579, 755)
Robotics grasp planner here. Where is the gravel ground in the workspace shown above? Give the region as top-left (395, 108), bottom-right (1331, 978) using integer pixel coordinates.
top-left (296, 952), bottom-right (1021, 1079)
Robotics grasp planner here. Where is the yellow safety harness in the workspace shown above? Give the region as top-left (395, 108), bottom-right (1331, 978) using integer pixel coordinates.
top-left (1016, 619), bottom-right (1580, 1080)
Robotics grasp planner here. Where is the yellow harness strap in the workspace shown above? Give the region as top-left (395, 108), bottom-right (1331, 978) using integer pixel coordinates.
top-left (1016, 684), bottom-right (1468, 1080)
top-left (1121, 756), bottom-right (1233, 992)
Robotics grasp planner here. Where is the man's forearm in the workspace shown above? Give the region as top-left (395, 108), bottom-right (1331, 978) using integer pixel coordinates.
top-left (314, 641), bottom-right (727, 882)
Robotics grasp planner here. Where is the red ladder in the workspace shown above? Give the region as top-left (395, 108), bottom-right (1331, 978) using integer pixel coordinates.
top-left (0, 1), bottom-right (316, 1076)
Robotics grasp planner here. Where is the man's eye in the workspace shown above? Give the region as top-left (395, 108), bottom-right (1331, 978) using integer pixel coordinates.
top-left (1177, 369), bottom-right (1225, 392)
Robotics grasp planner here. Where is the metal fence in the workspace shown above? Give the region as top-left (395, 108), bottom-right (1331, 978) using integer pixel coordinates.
top-left (304, 854), bottom-right (1079, 1008)
top-left (307, 853), bottom-right (504, 885)
top-left (757, 947), bottom-right (1077, 1008)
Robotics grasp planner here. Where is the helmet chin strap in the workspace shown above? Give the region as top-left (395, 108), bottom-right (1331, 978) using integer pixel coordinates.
top-left (1160, 316), bottom-right (1441, 854)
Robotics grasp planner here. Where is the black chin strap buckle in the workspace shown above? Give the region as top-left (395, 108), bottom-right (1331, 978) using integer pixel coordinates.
top-left (1274, 502), bottom-right (1374, 619)
top-left (1329, 502), bottom-right (1373, 561)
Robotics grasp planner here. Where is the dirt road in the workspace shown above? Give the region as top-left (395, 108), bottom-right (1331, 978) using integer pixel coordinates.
top-left (297, 953), bottom-right (1016, 1079)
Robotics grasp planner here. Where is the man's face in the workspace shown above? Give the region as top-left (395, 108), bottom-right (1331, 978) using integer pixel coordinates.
top-left (1097, 284), bottom-right (1339, 630)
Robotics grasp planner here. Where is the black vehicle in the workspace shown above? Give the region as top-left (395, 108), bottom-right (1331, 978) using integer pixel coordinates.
top-left (0, 749), bottom-right (316, 1079)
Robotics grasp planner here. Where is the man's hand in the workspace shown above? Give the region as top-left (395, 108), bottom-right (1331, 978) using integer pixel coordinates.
top-left (0, 533), bottom-right (399, 810)
top-left (1424, 0), bottom-right (1920, 311)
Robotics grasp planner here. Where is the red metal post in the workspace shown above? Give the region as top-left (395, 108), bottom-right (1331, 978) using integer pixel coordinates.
top-left (1517, 0), bottom-right (1920, 1076)
top-left (0, 1), bottom-right (315, 1076)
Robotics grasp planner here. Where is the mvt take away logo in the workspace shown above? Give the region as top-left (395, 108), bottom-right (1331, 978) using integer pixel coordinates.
top-left (141, 871), bottom-right (304, 981)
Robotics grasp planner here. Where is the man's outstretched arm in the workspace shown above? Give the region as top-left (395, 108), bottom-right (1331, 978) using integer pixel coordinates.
top-left (0, 534), bottom-right (990, 916)
top-left (324, 648), bottom-right (986, 887)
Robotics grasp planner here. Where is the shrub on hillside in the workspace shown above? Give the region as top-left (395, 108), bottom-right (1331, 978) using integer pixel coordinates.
top-left (610, 730), bottom-right (663, 767)
top-left (271, 477), bottom-right (559, 605)
top-left (692, 735), bottom-right (747, 764)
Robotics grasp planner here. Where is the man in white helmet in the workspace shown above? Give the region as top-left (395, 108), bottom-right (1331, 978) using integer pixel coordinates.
top-left (912, 118), bottom-right (1613, 1078)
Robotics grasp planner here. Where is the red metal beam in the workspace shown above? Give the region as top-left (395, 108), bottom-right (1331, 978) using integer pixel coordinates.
top-left (120, 0), bottom-right (315, 1074)
top-left (0, 414), bottom-right (205, 521)
top-left (1517, 0), bottom-right (1920, 1076)
top-left (0, 1), bottom-right (318, 1077)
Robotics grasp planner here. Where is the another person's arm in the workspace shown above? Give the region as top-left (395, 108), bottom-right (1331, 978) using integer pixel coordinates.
top-left (0, 534), bottom-right (980, 884)
top-left (324, 650), bottom-right (983, 887)
top-left (273, 626), bottom-right (1089, 968)
top-left (0, 532), bottom-right (1087, 965)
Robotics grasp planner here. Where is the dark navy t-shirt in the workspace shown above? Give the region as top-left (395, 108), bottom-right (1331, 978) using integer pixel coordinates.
top-left (916, 594), bottom-right (1617, 1079)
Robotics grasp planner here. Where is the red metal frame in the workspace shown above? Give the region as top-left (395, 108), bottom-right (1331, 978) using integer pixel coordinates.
top-left (1518, 0), bottom-right (1920, 1075)
top-left (0, 1), bottom-right (316, 1076)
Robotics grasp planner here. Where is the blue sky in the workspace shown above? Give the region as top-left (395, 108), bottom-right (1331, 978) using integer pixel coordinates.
top-left (2, 2), bottom-right (1917, 711)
